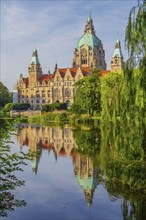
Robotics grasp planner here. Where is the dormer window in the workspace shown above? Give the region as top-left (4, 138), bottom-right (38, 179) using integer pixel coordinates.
top-left (57, 76), bottom-right (60, 81)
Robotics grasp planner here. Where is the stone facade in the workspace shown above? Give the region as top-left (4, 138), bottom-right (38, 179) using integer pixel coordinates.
top-left (15, 14), bottom-right (124, 110)
top-left (16, 62), bottom-right (91, 109)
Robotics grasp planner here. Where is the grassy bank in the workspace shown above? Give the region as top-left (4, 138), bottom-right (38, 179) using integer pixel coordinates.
top-left (28, 112), bottom-right (69, 125)
top-left (26, 112), bottom-right (97, 127)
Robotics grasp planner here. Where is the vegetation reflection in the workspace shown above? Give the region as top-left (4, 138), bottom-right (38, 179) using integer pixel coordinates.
top-left (0, 120), bottom-right (27, 218)
top-left (15, 121), bottom-right (146, 219)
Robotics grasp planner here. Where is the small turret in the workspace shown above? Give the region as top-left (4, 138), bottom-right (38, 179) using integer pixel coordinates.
top-left (28, 48), bottom-right (42, 86)
top-left (30, 49), bottom-right (40, 65)
top-left (110, 40), bottom-right (124, 73)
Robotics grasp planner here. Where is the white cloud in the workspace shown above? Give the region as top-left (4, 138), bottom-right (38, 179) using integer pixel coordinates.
top-left (1, 0), bottom-right (136, 90)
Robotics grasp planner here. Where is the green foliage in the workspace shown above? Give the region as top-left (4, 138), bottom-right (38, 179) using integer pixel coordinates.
top-left (73, 128), bottom-right (100, 156)
top-left (125, 1), bottom-right (146, 58)
top-left (69, 103), bottom-right (86, 115)
top-left (28, 112), bottom-right (68, 125)
top-left (105, 180), bottom-right (146, 220)
top-left (0, 82), bottom-right (12, 108)
top-left (124, 0), bottom-right (146, 122)
top-left (42, 102), bottom-right (67, 112)
top-left (71, 68), bottom-right (101, 116)
top-left (101, 72), bottom-right (123, 122)
top-left (3, 103), bottom-right (14, 112)
top-left (106, 160), bottom-right (146, 191)
top-left (3, 102), bottom-right (31, 112)
top-left (0, 121), bottom-right (27, 217)
top-left (14, 116), bottom-right (28, 123)
top-left (0, 109), bottom-right (4, 117)
top-left (12, 103), bottom-right (30, 110)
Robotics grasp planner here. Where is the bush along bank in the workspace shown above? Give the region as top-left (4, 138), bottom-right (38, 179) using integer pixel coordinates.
top-left (28, 112), bottom-right (69, 125)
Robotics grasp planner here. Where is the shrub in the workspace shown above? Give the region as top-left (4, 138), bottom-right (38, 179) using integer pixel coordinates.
top-left (3, 103), bottom-right (13, 112)
top-left (12, 103), bottom-right (30, 110)
top-left (42, 102), bottom-right (67, 112)
top-left (0, 109), bottom-right (4, 117)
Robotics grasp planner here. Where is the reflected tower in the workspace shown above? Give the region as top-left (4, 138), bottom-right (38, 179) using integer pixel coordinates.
top-left (73, 154), bottom-right (99, 206)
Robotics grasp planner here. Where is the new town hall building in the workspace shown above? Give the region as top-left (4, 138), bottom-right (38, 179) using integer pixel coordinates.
top-left (14, 13), bottom-right (124, 109)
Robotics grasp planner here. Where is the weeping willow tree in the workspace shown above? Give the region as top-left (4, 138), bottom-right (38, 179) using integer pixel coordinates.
top-left (101, 72), bottom-right (123, 122)
top-left (100, 1), bottom-right (146, 123)
top-left (124, 0), bottom-right (146, 120)
top-left (103, 3), bottom-right (146, 218)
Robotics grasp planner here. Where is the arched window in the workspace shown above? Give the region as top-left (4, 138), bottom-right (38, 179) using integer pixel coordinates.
top-left (42, 90), bottom-right (45, 98)
top-left (81, 48), bottom-right (87, 64)
top-left (54, 88), bottom-right (60, 98)
top-left (65, 88), bottom-right (71, 97)
top-left (36, 90), bottom-right (40, 98)
top-left (48, 90), bottom-right (50, 97)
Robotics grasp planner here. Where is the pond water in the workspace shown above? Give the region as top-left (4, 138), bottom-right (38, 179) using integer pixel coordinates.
top-left (2, 123), bottom-right (146, 220)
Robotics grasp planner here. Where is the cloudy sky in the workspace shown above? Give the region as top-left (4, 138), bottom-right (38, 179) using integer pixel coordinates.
top-left (1, 0), bottom-right (137, 90)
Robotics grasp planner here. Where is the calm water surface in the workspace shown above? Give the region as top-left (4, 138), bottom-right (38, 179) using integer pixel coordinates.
top-left (5, 124), bottom-right (145, 220)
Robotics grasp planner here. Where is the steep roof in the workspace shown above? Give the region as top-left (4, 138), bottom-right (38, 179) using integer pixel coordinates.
top-left (39, 74), bottom-right (54, 82)
top-left (57, 67), bottom-right (90, 78)
top-left (21, 67), bottom-right (109, 87)
top-left (101, 70), bottom-right (111, 77)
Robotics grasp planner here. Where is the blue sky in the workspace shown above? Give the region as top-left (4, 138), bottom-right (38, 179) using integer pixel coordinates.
top-left (1, 0), bottom-right (137, 90)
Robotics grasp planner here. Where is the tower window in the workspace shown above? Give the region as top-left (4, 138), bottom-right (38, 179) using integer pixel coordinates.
top-left (82, 58), bottom-right (87, 64)
top-left (81, 48), bottom-right (87, 65)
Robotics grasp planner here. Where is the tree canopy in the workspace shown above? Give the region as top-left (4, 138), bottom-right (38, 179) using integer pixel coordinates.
top-left (71, 68), bottom-right (101, 116)
top-left (0, 82), bottom-right (12, 108)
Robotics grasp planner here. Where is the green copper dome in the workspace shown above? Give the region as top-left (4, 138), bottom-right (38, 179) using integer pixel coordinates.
top-left (76, 175), bottom-right (98, 190)
top-left (77, 33), bottom-right (101, 50)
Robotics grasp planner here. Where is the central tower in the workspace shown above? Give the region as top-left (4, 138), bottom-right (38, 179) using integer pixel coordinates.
top-left (73, 12), bottom-right (106, 70)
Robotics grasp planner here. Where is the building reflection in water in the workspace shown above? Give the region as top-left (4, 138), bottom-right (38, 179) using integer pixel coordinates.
top-left (73, 154), bottom-right (99, 206)
top-left (16, 124), bottom-right (99, 205)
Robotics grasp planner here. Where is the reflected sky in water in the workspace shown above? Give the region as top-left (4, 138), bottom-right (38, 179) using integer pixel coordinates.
top-left (7, 124), bottom-right (136, 219)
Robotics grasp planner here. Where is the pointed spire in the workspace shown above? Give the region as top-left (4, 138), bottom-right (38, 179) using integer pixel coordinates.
top-left (84, 11), bottom-right (95, 34)
top-left (113, 40), bottom-right (123, 58)
top-left (30, 48), bottom-right (40, 65)
top-left (87, 10), bottom-right (91, 22)
top-left (54, 62), bottom-right (58, 72)
top-left (48, 69), bottom-right (50, 75)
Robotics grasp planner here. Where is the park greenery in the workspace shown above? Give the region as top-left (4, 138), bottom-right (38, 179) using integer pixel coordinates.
top-left (42, 102), bottom-right (67, 112)
top-left (0, 120), bottom-right (27, 217)
top-left (0, 82), bottom-right (12, 108)
top-left (3, 103), bottom-right (31, 112)
top-left (0, 1), bottom-right (145, 218)
top-left (0, 120), bottom-right (42, 217)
